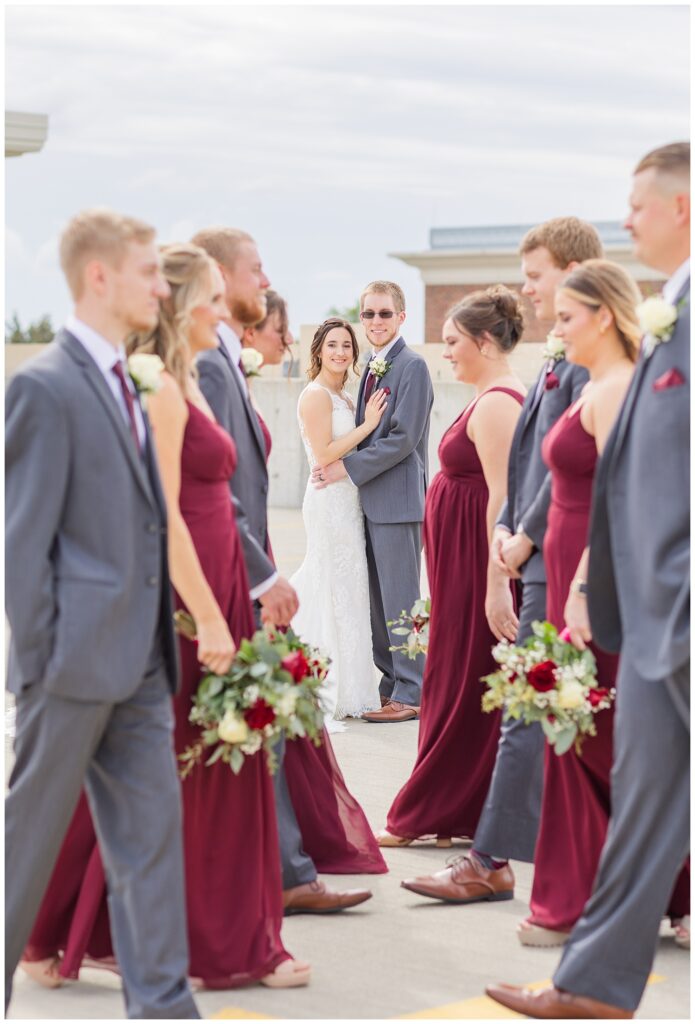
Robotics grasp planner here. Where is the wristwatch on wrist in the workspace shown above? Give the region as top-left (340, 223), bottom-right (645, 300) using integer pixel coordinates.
top-left (570, 578), bottom-right (588, 596)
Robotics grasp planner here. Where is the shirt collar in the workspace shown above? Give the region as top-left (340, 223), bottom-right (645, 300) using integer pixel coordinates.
top-left (217, 321), bottom-right (242, 364)
top-left (65, 314), bottom-right (126, 373)
top-left (370, 335), bottom-right (402, 363)
top-left (663, 259), bottom-right (690, 305)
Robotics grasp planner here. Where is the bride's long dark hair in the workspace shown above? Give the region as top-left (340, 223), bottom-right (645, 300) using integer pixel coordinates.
top-left (308, 317), bottom-right (360, 386)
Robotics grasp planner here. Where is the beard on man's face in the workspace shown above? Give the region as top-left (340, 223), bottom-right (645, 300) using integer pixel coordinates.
top-left (230, 293), bottom-right (267, 326)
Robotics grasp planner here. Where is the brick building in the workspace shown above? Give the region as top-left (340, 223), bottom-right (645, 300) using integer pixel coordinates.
top-left (392, 223), bottom-right (663, 343)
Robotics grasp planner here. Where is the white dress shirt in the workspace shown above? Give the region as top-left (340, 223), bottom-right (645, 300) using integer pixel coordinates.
top-left (217, 321), bottom-right (247, 390)
top-left (369, 333), bottom-right (402, 365)
top-left (66, 314), bottom-right (146, 447)
top-left (215, 322), bottom-right (277, 600)
top-left (663, 258), bottom-right (690, 305)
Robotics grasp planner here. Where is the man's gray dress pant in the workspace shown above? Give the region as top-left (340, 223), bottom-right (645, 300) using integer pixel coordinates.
top-left (365, 519), bottom-right (424, 707)
top-left (473, 579), bottom-right (546, 862)
top-left (5, 652), bottom-right (199, 1019)
top-left (554, 656), bottom-right (690, 1011)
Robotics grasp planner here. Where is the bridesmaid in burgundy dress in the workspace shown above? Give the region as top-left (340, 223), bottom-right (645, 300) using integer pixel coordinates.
top-left (520, 259), bottom-right (689, 945)
top-left (21, 246), bottom-right (310, 990)
top-left (372, 286), bottom-right (526, 849)
top-left (241, 293), bottom-right (387, 875)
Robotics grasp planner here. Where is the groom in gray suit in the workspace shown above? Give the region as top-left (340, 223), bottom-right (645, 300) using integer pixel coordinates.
top-left (314, 281), bottom-right (434, 723)
top-left (488, 143), bottom-right (690, 1019)
top-left (5, 209), bottom-right (199, 1018)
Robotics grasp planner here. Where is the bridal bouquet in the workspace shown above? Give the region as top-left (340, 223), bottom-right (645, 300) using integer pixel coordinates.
top-left (481, 621), bottom-right (614, 755)
top-left (388, 597), bottom-right (431, 659)
top-left (175, 613), bottom-right (329, 776)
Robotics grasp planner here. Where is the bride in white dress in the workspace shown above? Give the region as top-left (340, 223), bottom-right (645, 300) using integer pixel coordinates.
top-left (291, 318), bottom-right (387, 732)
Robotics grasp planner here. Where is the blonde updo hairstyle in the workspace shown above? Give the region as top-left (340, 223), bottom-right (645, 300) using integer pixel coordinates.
top-left (447, 285), bottom-right (525, 353)
top-left (129, 242), bottom-right (216, 392)
top-left (558, 259), bottom-right (641, 363)
top-left (307, 317), bottom-right (360, 385)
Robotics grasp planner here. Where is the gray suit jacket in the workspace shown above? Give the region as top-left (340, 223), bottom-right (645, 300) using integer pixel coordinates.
top-left (197, 342), bottom-right (275, 589)
top-left (588, 280), bottom-right (690, 680)
top-left (497, 359), bottom-right (589, 583)
top-left (344, 338), bottom-right (433, 525)
top-left (5, 330), bottom-right (178, 701)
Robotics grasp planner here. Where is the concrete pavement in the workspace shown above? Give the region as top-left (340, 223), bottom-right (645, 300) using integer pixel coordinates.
top-left (6, 510), bottom-right (690, 1019)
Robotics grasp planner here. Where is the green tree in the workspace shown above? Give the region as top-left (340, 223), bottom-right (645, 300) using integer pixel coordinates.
top-left (5, 313), bottom-right (55, 344)
top-left (325, 300), bottom-right (360, 322)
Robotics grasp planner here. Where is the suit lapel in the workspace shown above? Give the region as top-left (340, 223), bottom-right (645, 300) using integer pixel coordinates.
top-left (217, 340), bottom-right (267, 461)
top-left (356, 363), bottom-right (370, 424)
top-left (609, 279), bottom-right (689, 467)
top-left (61, 332), bottom-right (155, 505)
top-left (358, 336), bottom-right (406, 420)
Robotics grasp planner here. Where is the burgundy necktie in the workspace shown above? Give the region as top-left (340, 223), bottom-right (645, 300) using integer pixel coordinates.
top-left (364, 371), bottom-right (376, 405)
top-left (111, 361), bottom-right (142, 453)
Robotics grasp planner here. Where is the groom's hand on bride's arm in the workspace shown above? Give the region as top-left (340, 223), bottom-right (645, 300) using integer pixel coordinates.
top-left (259, 577), bottom-right (299, 626)
top-left (311, 461), bottom-right (347, 489)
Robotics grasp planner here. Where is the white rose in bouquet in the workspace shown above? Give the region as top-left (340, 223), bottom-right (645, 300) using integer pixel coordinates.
top-left (558, 680), bottom-right (585, 710)
top-left (218, 710), bottom-right (249, 744)
top-left (277, 690), bottom-right (298, 717)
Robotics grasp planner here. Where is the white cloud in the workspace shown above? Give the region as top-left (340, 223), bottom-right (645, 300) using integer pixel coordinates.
top-left (5, 4), bottom-right (690, 339)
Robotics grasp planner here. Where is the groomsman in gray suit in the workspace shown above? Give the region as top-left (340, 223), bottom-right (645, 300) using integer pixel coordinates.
top-left (192, 227), bottom-right (371, 915)
top-left (401, 218), bottom-right (602, 904)
top-left (5, 209), bottom-right (199, 1018)
top-left (488, 143), bottom-right (690, 1018)
top-left (314, 281), bottom-right (433, 723)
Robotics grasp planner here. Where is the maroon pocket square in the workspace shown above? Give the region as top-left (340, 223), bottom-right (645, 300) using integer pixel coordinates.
top-left (653, 368), bottom-right (686, 392)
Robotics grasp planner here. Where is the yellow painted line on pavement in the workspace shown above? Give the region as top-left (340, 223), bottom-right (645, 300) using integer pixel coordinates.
top-left (209, 973), bottom-right (667, 1020)
top-left (395, 974), bottom-right (666, 1020)
top-left (210, 1011), bottom-right (273, 1020)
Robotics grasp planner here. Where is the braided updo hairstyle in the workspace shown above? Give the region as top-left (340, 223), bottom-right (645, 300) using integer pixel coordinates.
top-left (446, 285), bottom-right (525, 353)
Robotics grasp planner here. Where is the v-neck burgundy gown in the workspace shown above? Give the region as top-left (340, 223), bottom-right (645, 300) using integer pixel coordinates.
top-left (529, 406), bottom-right (689, 931)
top-left (386, 387), bottom-right (523, 839)
top-left (24, 402), bottom-right (290, 987)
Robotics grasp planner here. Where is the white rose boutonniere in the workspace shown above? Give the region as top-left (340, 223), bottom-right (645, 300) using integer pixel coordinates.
top-left (368, 356), bottom-right (391, 381)
top-left (240, 348), bottom-right (264, 378)
top-left (127, 353), bottom-right (164, 407)
top-left (637, 296), bottom-right (679, 357)
top-left (542, 333), bottom-right (565, 362)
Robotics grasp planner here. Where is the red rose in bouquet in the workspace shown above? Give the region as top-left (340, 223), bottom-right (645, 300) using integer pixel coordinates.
top-left (587, 687), bottom-right (610, 708)
top-left (244, 698), bottom-right (276, 730)
top-left (281, 650), bottom-right (310, 683)
top-left (527, 659), bottom-right (557, 692)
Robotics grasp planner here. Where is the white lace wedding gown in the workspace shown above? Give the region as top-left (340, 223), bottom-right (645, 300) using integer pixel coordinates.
top-left (290, 381), bottom-right (380, 732)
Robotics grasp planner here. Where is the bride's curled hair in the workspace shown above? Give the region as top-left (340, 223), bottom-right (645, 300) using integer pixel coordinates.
top-left (128, 242), bottom-right (216, 392)
top-left (447, 285), bottom-right (525, 353)
top-left (308, 317), bottom-right (360, 384)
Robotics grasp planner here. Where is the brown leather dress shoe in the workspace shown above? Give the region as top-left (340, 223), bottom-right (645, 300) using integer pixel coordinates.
top-left (282, 880), bottom-right (372, 915)
top-left (362, 701), bottom-right (420, 723)
top-left (485, 983), bottom-right (633, 1019)
top-left (401, 853), bottom-right (514, 903)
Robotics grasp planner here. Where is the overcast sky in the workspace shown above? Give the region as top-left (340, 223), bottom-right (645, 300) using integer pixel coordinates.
top-left (5, 3), bottom-right (690, 340)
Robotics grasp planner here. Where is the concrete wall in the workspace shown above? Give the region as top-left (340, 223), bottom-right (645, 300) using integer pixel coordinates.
top-left (6, 341), bottom-right (546, 511)
top-left (255, 340), bottom-right (545, 509)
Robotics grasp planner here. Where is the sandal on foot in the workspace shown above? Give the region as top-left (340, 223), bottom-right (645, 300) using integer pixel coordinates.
top-left (20, 956), bottom-right (64, 989)
top-left (517, 919), bottom-right (571, 947)
top-left (674, 915), bottom-right (690, 949)
top-left (260, 958), bottom-right (311, 989)
top-left (376, 830), bottom-right (452, 848)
